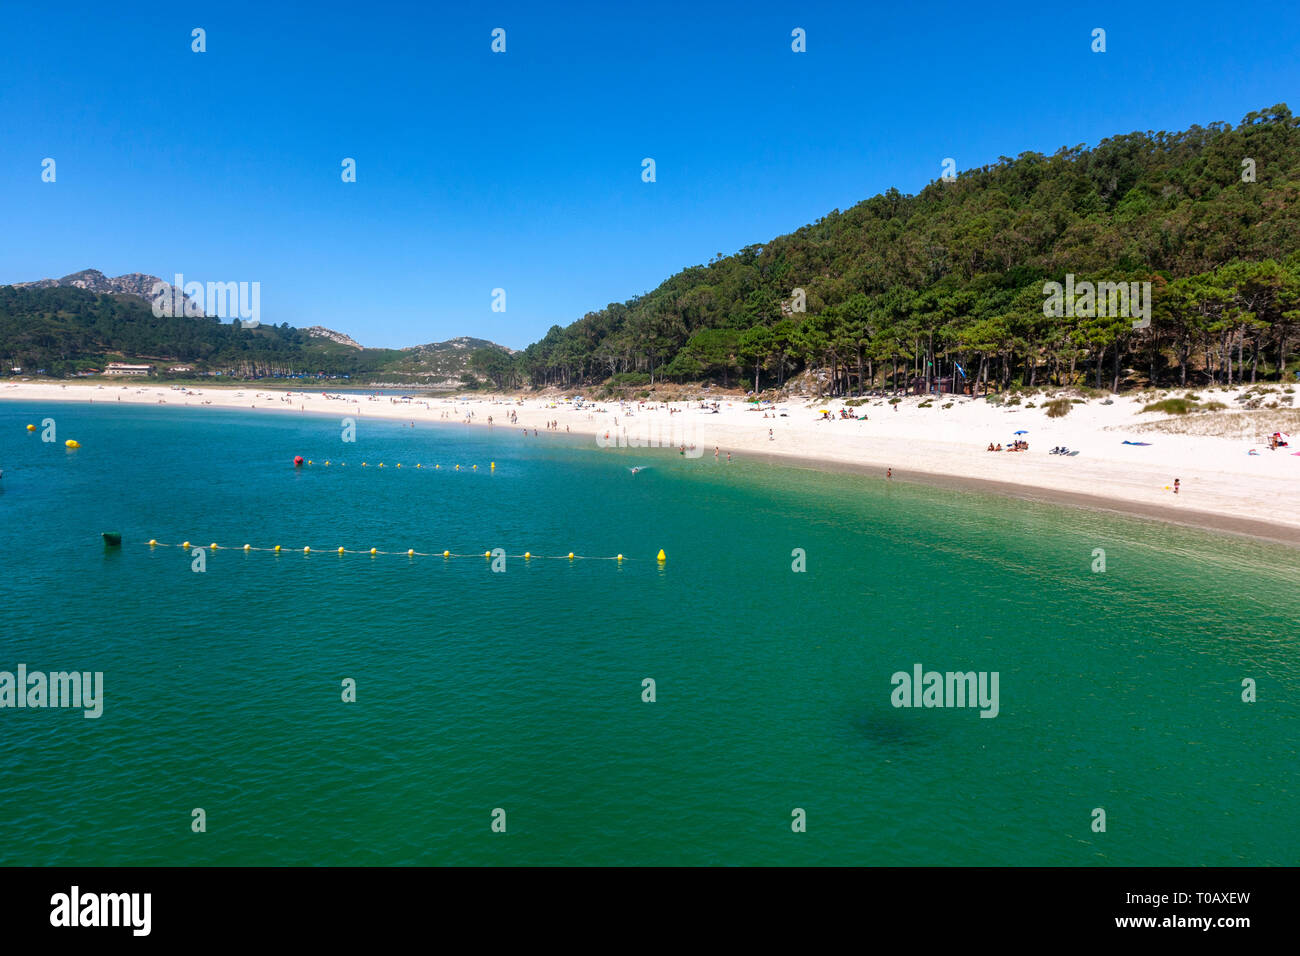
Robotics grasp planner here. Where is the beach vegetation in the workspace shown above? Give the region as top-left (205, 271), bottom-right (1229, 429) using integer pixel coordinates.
top-left (1143, 398), bottom-right (1200, 414)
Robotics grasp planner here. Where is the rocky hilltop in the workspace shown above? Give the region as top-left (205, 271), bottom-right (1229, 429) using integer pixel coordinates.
top-left (14, 269), bottom-right (202, 313)
top-left (303, 326), bottom-right (364, 349)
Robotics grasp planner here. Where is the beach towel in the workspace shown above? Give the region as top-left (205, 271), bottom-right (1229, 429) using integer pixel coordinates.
top-left (1121, 441), bottom-right (1152, 446)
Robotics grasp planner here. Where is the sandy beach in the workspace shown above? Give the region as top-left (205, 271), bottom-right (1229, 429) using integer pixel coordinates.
top-left (5, 381), bottom-right (1298, 545)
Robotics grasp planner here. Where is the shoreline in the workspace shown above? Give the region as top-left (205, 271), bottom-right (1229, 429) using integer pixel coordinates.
top-left (737, 445), bottom-right (1300, 548)
top-left (4, 381), bottom-right (1298, 548)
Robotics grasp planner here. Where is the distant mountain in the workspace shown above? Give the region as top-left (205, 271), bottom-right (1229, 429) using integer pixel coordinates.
top-left (387, 336), bottom-right (515, 387)
top-left (303, 326), bottom-right (363, 349)
top-left (0, 278), bottom-right (511, 386)
top-left (13, 268), bottom-right (204, 314)
top-left (402, 335), bottom-right (514, 355)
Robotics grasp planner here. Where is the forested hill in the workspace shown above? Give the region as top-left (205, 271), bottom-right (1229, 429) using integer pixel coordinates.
top-left (515, 104), bottom-right (1300, 394)
top-left (0, 284), bottom-right (388, 377)
top-left (0, 284), bottom-right (506, 384)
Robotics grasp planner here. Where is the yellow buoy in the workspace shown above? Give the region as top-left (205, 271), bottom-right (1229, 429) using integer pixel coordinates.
top-left (307, 460), bottom-right (313, 465)
top-left (416, 463), bottom-right (422, 468)
top-left (303, 546), bottom-right (311, 554)
top-left (26, 424), bottom-right (35, 432)
top-left (182, 541), bottom-right (191, 549)
top-left (407, 548), bottom-right (415, 557)
top-left (435, 464), bottom-right (440, 469)
top-left (274, 545), bottom-right (282, 552)
top-left (490, 462), bottom-right (495, 470)
top-left (616, 554), bottom-right (624, 562)
top-left (484, 550), bottom-right (491, 558)
top-left (362, 462), bottom-right (368, 467)
top-left (338, 547), bottom-right (345, 554)
top-left (442, 550), bottom-right (450, 558)
top-left (148, 539), bottom-right (157, 547)
top-left (657, 549), bottom-right (666, 562)
top-left (567, 552), bottom-right (575, 560)
top-left (524, 551), bottom-right (531, 560)
top-left (369, 547), bottom-right (377, 556)
top-left (209, 542), bottom-right (218, 550)
top-left (65, 439), bottom-right (80, 448)
top-left (243, 544), bottom-right (251, 551)
top-left (472, 464), bottom-right (478, 470)
top-left (396, 463), bottom-right (402, 468)
top-left (455, 465), bottom-right (460, 471)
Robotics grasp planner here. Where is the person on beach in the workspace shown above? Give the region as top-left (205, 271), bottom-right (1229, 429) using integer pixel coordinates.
top-left (769, 429), bottom-right (774, 441)
top-left (887, 468), bottom-right (893, 480)
top-left (1173, 478), bottom-right (1180, 494)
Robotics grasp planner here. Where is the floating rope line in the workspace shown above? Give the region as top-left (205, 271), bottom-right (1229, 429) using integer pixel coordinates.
top-left (144, 540), bottom-right (658, 563)
top-left (294, 461), bottom-right (496, 472)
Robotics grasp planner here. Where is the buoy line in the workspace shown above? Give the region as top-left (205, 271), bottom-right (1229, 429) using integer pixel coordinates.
top-left (292, 460), bottom-right (496, 471)
top-left (143, 540), bottom-right (662, 563)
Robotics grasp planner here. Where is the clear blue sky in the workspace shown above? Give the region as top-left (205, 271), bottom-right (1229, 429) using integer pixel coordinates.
top-left (2, 1), bottom-right (1297, 349)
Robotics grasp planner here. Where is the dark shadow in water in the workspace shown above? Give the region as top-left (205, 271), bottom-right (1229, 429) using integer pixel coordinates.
top-left (851, 708), bottom-right (944, 749)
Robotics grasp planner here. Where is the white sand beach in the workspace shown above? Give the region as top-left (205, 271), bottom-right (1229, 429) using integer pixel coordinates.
top-left (5, 381), bottom-right (1298, 544)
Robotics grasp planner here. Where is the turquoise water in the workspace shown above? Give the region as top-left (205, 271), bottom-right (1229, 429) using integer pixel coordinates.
top-left (1, 400), bottom-right (1297, 866)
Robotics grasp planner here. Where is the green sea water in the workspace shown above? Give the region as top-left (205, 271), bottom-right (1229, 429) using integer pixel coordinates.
top-left (1, 400), bottom-right (1297, 866)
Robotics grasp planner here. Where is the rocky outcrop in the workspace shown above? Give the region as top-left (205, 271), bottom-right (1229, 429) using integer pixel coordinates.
top-left (13, 269), bottom-right (202, 314)
top-left (303, 326), bottom-right (364, 349)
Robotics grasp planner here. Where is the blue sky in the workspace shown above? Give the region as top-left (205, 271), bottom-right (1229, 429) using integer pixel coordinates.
top-left (2, 1), bottom-right (1297, 349)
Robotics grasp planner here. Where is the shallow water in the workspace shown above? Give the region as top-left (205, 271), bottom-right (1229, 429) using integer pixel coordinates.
top-left (1, 401), bottom-right (1296, 865)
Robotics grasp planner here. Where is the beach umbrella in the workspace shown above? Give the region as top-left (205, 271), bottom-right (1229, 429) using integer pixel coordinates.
top-left (1013, 430), bottom-right (1028, 435)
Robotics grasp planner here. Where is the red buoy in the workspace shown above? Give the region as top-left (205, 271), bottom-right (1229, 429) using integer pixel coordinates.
top-left (293, 456), bottom-right (304, 467)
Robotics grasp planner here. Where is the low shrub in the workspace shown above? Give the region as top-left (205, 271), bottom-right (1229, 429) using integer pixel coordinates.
top-left (1142, 398), bottom-right (1197, 415)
